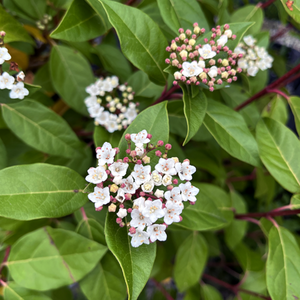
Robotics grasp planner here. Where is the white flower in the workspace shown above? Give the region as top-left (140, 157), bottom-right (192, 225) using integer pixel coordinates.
top-left (247, 65), bottom-right (259, 77)
top-left (88, 104), bottom-right (104, 118)
top-left (174, 71), bottom-right (182, 80)
top-left (106, 119), bottom-right (119, 133)
top-left (122, 175), bottom-right (139, 194)
top-left (97, 142), bottom-right (116, 165)
top-left (129, 229), bottom-right (150, 247)
top-left (133, 197), bottom-right (146, 212)
top-left (224, 29), bottom-right (232, 38)
top-left (17, 71), bottom-right (25, 81)
top-left (243, 35), bottom-right (256, 46)
top-left (125, 108), bottom-right (137, 121)
top-left (141, 180), bottom-right (155, 193)
top-left (147, 224), bottom-right (167, 242)
top-left (216, 35), bottom-right (228, 47)
top-left (86, 83), bottom-right (99, 96)
top-left (246, 49), bottom-right (256, 60)
top-left (119, 84), bottom-right (126, 92)
top-left (164, 187), bottom-right (184, 210)
top-left (0, 72), bottom-right (15, 90)
top-left (102, 79), bottom-right (113, 92)
top-left (179, 182), bottom-right (199, 202)
top-left (155, 158), bottom-right (177, 175)
top-left (117, 208), bottom-right (127, 219)
top-left (131, 164), bottom-right (151, 185)
top-left (257, 60), bottom-right (268, 71)
top-left (162, 174), bottom-right (172, 186)
top-left (130, 130), bottom-right (150, 148)
top-left (175, 161), bottom-right (196, 181)
top-left (84, 96), bottom-right (98, 107)
top-left (198, 44), bottom-right (217, 59)
top-left (109, 161), bottom-right (128, 177)
top-left (164, 201), bottom-right (183, 225)
top-left (208, 66), bottom-right (218, 78)
top-left (234, 47), bottom-right (246, 55)
top-left (154, 189), bottom-right (164, 198)
top-left (135, 146), bottom-right (144, 157)
top-left (88, 186), bottom-right (110, 208)
top-left (0, 47), bottom-right (11, 64)
top-left (265, 55), bottom-right (274, 68)
top-left (151, 170), bottom-right (163, 186)
top-left (115, 189), bottom-right (125, 203)
top-left (142, 199), bottom-right (165, 223)
top-left (85, 166), bottom-right (108, 184)
top-left (9, 82), bottom-right (29, 99)
top-left (96, 111), bottom-right (110, 125)
top-left (198, 60), bottom-right (205, 68)
top-left (110, 76), bottom-right (119, 88)
top-left (238, 58), bottom-right (248, 70)
top-left (113, 175), bottom-right (123, 185)
top-left (130, 209), bottom-right (152, 230)
top-left (182, 61), bottom-right (203, 78)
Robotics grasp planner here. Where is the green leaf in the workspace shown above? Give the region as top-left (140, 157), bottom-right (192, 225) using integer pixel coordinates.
top-left (87, 0), bottom-right (168, 85)
top-left (0, 5), bottom-right (34, 44)
top-left (256, 118), bottom-right (300, 193)
top-left (105, 212), bottom-right (156, 300)
top-left (80, 252), bottom-right (127, 300)
top-left (254, 31), bottom-right (270, 48)
top-left (180, 85), bottom-right (207, 145)
top-left (289, 96), bottom-right (300, 135)
top-left (33, 62), bottom-right (55, 93)
top-left (177, 183), bottom-right (233, 231)
top-left (0, 164), bottom-right (88, 220)
top-left (279, 0), bottom-right (300, 23)
top-left (204, 100), bottom-right (260, 167)
top-left (1, 100), bottom-right (83, 158)
top-left (201, 284), bottom-right (223, 300)
top-left (157, 0), bottom-right (209, 34)
top-left (291, 194), bottom-right (300, 210)
top-left (50, 0), bottom-right (111, 42)
top-left (174, 233), bottom-right (208, 292)
top-left (9, 0), bottom-right (46, 20)
top-left (93, 44), bottom-right (132, 82)
top-left (50, 45), bottom-right (95, 115)
top-left (262, 95), bottom-right (288, 125)
top-left (248, 70), bottom-right (268, 95)
top-left (267, 226), bottom-right (300, 300)
top-left (94, 125), bottom-right (122, 148)
top-left (0, 137), bottom-right (7, 170)
top-left (7, 227), bottom-right (107, 291)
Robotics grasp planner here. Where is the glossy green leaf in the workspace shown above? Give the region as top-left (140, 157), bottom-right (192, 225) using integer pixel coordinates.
top-left (51, 0), bottom-right (110, 42)
top-left (0, 137), bottom-right (7, 170)
top-left (256, 118), bottom-right (300, 193)
top-left (289, 96), bottom-right (300, 135)
top-left (9, 0), bottom-right (46, 20)
top-left (201, 284), bottom-right (223, 300)
top-left (174, 233), bottom-right (208, 292)
top-left (262, 95), bottom-right (288, 125)
top-left (105, 212), bottom-right (156, 300)
top-left (80, 252), bottom-right (127, 300)
top-left (7, 227), bottom-right (107, 291)
top-left (33, 62), bottom-right (55, 93)
top-left (267, 226), bottom-right (300, 300)
top-left (1, 100), bottom-right (83, 158)
top-left (279, 0), bottom-right (300, 23)
top-left (50, 45), bottom-right (95, 115)
top-left (157, 0), bottom-right (209, 34)
top-left (94, 125), bottom-right (122, 148)
top-left (180, 85), bottom-right (207, 145)
top-left (0, 164), bottom-right (87, 220)
top-left (204, 100), bottom-right (260, 167)
top-left (87, 0), bottom-right (168, 85)
top-left (177, 183), bottom-right (233, 231)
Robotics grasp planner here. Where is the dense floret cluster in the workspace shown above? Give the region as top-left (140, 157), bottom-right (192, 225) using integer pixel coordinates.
top-left (85, 130), bottom-right (199, 247)
top-left (85, 76), bottom-right (139, 133)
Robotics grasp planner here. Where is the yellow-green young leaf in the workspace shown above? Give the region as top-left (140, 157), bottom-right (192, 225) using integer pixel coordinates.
top-left (204, 100), bottom-right (261, 167)
top-left (1, 100), bottom-right (83, 158)
top-left (0, 164), bottom-right (88, 220)
top-left (157, 0), bottom-right (209, 34)
top-left (174, 233), bottom-right (208, 292)
top-left (80, 252), bottom-right (127, 300)
top-left (0, 137), bottom-right (7, 170)
top-left (50, 45), bottom-right (95, 115)
top-left (256, 118), bottom-right (300, 193)
top-left (280, 0), bottom-right (300, 23)
top-left (105, 213), bottom-right (156, 300)
top-left (76, 218), bottom-right (106, 245)
top-left (87, 0), bottom-right (168, 86)
top-left (201, 284), bottom-right (223, 300)
top-left (267, 226), bottom-right (300, 300)
top-left (50, 0), bottom-right (110, 42)
top-left (262, 95), bottom-right (288, 125)
top-left (0, 5), bottom-right (34, 44)
top-left (289, 96), bottom-right (300, 135)
top-left (7, 227), bottom-right (107, 291)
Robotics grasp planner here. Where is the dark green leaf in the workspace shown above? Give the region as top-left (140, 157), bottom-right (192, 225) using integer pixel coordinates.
top-left (93, 125), bottom-right (122, 148)
top-left (289, 96), bottom-right (300, 135)
top-left (0, 137), bottom-right (7, 170)
top-left (201, 284), bottom-right (223, 300)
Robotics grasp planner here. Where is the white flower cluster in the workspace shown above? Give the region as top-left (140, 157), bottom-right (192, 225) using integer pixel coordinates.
top-left (234, 35), bottom-right (274, 77)
top-left (85, 130), bottom-right (199, 247)
top-left (85, 76), bottom-right (139, 133)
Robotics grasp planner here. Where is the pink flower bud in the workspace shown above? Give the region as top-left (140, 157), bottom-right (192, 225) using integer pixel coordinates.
top-left (157, 140), bottom-right (164, 147)
top-left (218, 59), bottom-right (222, 64)
top-left (202, 79), bottom-right (207, 84)
top-left (224, 24), bottom-right (230, 30)
top-left (97, 183), bottom-right (103, 188)
top-left (196, 81), bottom-right (200, 85)
top-left (173, 81), bottom-right (178, 85)
top-left (130, 150), bottom-right (137, 157)
top-left (227, 78), bottom-right (232, 83)
top-left (193, 50), bottom-right (199, 56)
top-left (155, 150), bottom-right (162, 157)
top-left (210, 41), bottom-right (215, 46)
top-left (184, 38), bottom-right (189, 44)
top-left (181, 76), bottom-right (186, 82)
top-left (186, 29), bottom-right (192, 35)
top-left (175, 37), bottom-right (179, 42)
top-left (173, 179), bottom-right (178, 185)
top-left (140, 191), bottom-right (145, 197)
top-left (178, 28), bottom-right (184, 33)
top-left (116, 218), bottom-right (122, 224)
top-left (165, 144), bottom-right (172, 150)
top-left (129, 227), bottom-right (136, 234)
top-left (179, 216), bottom-right (183, 222)
top-left (212, 28), bottom-right (216, 32)
top-left (126, 149), bottom-right (131, 154)
top-left (128, 208), bottom-right (132, 213)
top-left (96, 147), bottom-right (101, 152)
top-left (96, 206), bottom-right (103, 211)
top-left (186, 80), bottom-right (191, 84)
top-left (0, 31), bottom-right (6, 37)
top-left (119, 222), bottom-right (125, 227)
top-left (163, 223), bottom-right (168, 228)
top-left (136, 160), bottom-right (142, 165)
top-left (237, 68), bottom-right (242, 73)
top-left (209, 87), bottom-right (214, 92)
top-left (170, 53), bottom-right (176, 59)
top-left (120, 204), bottom-right (124, 208)
top-left (233, 76), bottom-right (237, 81)
top-left (182, 57), bottom-right (187, 61)
top-left (228, 50), bottom-right (233, 55)
top-left (216, 25), bottom-right (221, 29)
top-left (192, 34), bottom-right (196, 39)
top-left (201, 28), bottom-right (206, 33)
top-left (226, 66), bottom-right (231, 71)
top-left (178, 64), bottom-right (182, 69)
top-left (195, 45), bottom-right (200, 50)
top-left (223, 46), bottom-right (229, 52)
top-left (106, 170), bottom-right (110, 175)
top-left (189, 53), bottom-right (194, 59)
top-left (166, 46), bottom-right (171, 52)
top-left (167, 185), bottom-right (173, 190)
top-left (232, 34), bottom-right (236, 39)
top-left (217, 50), bottom-right (220, 54)
top-left (176, 46), bottom-right (181, 52)
top-left (162, 203), bottom-right (166, 209)
top-left (165, 58), bottom-right (170, 64)
top-left (221, 67), bottom-right (225, 72)
top-left (204, 38), bottom-right (208, 43)
top-left (217, 45), bottom-right (222, 50)
top-left (125, 134), bottom-right (131, 140)
top-left (123, 157), bottom-right (129, 163)
top-left (231, 60), bottom-right (236, 66)
top-left (217, 79), bottom-right (223, 85)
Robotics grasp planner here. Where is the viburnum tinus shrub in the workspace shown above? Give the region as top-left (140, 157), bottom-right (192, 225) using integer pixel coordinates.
top-left (1, 1), bottom-right (300, 300)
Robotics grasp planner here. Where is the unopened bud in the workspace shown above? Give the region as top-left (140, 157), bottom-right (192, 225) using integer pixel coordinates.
top-left (108, 203), bottom-right (117, 212)
top-left (142, 156), bottom-right (150, 164)
top-left (222, 59), bottom-right (229, 66)
top-left (110, 184), bottom-right (118, 193)
top-left (0, 31), bottom-right (6, 37)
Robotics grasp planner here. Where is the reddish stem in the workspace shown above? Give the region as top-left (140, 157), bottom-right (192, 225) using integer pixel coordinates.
top-left (238, 288), bottom-right (271, 300)
top-left (238, 217), bottom-right (260, 225)
top-left (267, 89), bottom-right (290, 100)
top-left (271, 25), bottom-right (292, 42)
top-left (235, 208), bottom-right (300, 219)
top-left (168, 93), bottom-right (183, 99)
top-left (152, 85), bottom-right (181, 106)
top-left (0, 246), bottom-right (10, 275)
top-left (152, 279), bottom-right (174, 300)
top-left (125, 0), bottom-right (136, 5)
top-left (260, 0), bottom-right (277, 9)
top-left (80, 207), bottom-right (88, 220)
top-left (266, 216), bottom-right (279, 228)
top-left (0, 279), bottom-right (7, 287)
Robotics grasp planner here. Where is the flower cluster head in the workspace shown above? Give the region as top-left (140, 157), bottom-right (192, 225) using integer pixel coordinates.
top-left (36, 14), bottom-right (52, 30)
top-left (165, 24), bottom-right (243, 92)
top-left (85, 76), bottom-right (139, 133)
top-left (0, 31), bottom-right (29, 100)
top-left (85, 130), bottom-right (199, 247)
top-left (234, 35), bottom-right (274, 77)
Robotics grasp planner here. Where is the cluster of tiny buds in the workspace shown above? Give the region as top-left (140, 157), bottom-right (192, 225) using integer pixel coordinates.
top-left (36, 14), bottom-right (52, 30)
top-left (85, 130), bottom-right (199, 247)
top-left (165, 23), bottom-right (244, 91)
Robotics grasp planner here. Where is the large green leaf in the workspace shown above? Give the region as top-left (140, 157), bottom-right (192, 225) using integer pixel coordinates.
top-left (50, 45), bottom-right (95, 115)
top-left (87, 0), bottom-right (168, 85)
top-left (80, 252), bottom-right (127, 300)
top-left (256, 118), bottom-right (300, 193)
top-left (0, 137), bottom-right (7, 170)
top-left (93, 125), bottom-right (122, 148)
top-left (7, 227), bottom-right (107, 291)
top-left (9, 0), bottom-right (46, 20)
top-left (289, 96), bottom-right (300, 136)
top-left (262, 95), bottom-right (288, 125)
top-left (204, 100), bottom-right (260, 167)
top-left (50, 0), bottom-right (110, 42)
top-left (105, 213), bottom-right (156, 300)
top-left (1, 100), bottom-right (83, 158)
top-left (180, 85), bottom-right (207, 145)
top-left (279, 0), bottom-right (300, 23)
top-left (201, 284), bottom-right (223, 300)
top-left (157, 0), bottom-right (209, 34)
top-left (174, 233), bottom-right (208, 292)
top-left (0, 164), bottom-right (88, 220)
top-left (266, 226), bottom-right (300, 300)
